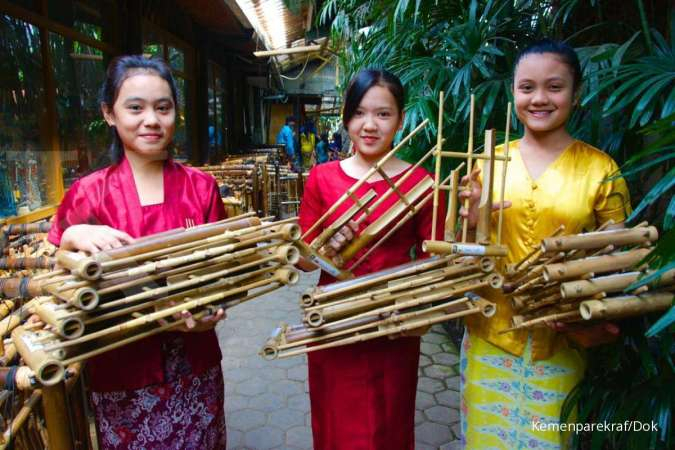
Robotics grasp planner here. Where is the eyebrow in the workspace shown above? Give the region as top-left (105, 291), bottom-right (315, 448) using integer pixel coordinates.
top-left (122, 96), bottom-right (174, 103)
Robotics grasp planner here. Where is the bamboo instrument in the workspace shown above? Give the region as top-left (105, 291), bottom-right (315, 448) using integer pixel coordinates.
top-left (3, 223), bottom-right (51, 236)
top-left (0, 390), bottom-right (42, 449)
top-left (11, 327), bottom-right (65, 387)
top-left (422, 241), bottom-right (508, 257)
top-left (579, 292), bottom-right (673, 320)
top-left (461, 95), bottom-right (475, 243)
top-left (431, 90), bottom-right (445, 239)
top-left (541, 226), bottom-right (658, 253)
top-left (444, 167), bottom-right (462, 242)
top-left (497, 103), bottom-right (512, 245)
top-left (0, 278), bottom-right (42, 299)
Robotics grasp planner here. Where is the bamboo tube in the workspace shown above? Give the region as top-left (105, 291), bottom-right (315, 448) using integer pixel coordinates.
top-left (560, 272), bottom-right (641, 299)
top-left (339, 176), bottom-right (435, 264)
top-left (422, 241), bottom-right (508, 257)
top-left (12, 327), bottom-right (65, 386)
top-left (96, 256), bottom-right (281, 312)
top-left (42, 381), bottom-right (74, 450)
top-left (272, 300), bottom-right (485, 359)
top-left (444, 166), bottom-right (462, 242)
top-left (47, 267), bottom-right (298, 352)
top-left (0, 300), bottom-right (14, 320)
top-left (309, 190), bottom-right (377, 250)
top-left (4, 222), bottom-right (51, 235)
top-left (543, 248), bottom-right (651, 282)
top-left (0, 257), bottom-right (55, 270)
top-left (500, 310), bottom-right (583, 334)
top-left (0, 278), bottom-right (42, 299)
top-left (541, 226), bottom-right (658, 253)
top-left (34, 301), bottom-right (84, 340)
top-left (300, 256), bottom-right (453, 307)
top-left (100, 224), bottom-right (299, 281)
top-left (497, 103), bottom-right (512, 245)
top-left (580, 292), bottom-right (673, 320)
top-left (306, 272), bottom-right (494, 327)
top-left (306, 261), bottom-right (482, 313)
top-left (55, 251), bottom-right (103, 280)
top-left (302, 119), bottom-right (430, 240)
top-left (0, 390), bottom-right (42, 449)
top-left (461, 95), bottom-right (475, 243)
top-left (432, 90), bottom-right (445, 239)
top-left (476, 129), bottom-right (496, 244)
top-left (0, 299), bottom-right (39, 339)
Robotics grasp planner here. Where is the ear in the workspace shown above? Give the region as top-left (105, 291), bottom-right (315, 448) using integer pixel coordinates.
top-left (101, 103), bottom-right (115, 127)
top-left (398, 111), bottom-right (406, 130)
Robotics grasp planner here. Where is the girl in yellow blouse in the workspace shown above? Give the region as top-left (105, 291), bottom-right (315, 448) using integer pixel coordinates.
top-left (458, 39), bottom-right (631, 449)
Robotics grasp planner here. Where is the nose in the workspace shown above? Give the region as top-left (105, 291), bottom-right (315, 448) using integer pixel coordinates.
top-left (143, 109), bottom-right (160, 127)
top-left (363, 113), bottom-right (377, 131)
top-left (531, 88), bottom-right (548, 105)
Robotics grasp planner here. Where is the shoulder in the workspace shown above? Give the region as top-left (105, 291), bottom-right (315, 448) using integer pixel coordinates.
top-left (309, 160), bottom-right (342, 178)
top-left (569, 141), bottom-right (620, 172)
top-left (66, 164), bottom-right (116, 193)
top-left (169, 160), bottom-right (218, 187)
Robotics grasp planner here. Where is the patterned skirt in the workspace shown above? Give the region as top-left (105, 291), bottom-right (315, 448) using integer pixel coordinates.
top-left (90, 336), bottom-right (226, 450)
top-left (459, 329), bottom-right (585, 450)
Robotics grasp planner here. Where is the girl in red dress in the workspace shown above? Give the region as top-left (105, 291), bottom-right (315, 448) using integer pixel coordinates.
top-left (48, 55), bottom-right (227, 449)
top-left (299, 69), bottom-right (445, 449)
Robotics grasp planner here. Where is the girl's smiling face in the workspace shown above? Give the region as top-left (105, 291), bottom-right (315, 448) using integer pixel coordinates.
top-left (346, 85), bottom-right (403, 161)
top-left (103, 72), bottom-right (176, 160)
top-left (513, 52), bottom-right (576, 135)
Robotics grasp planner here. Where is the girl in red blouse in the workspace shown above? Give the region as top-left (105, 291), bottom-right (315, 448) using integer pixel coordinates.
top-left (299, 69), bottom-right (445, 449)
top-left (48, 55), bottom-right (227, 449)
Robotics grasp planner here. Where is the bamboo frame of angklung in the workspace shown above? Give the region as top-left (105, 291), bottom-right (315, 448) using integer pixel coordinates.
top-left (299, 118), bottom-right (459, 277)
top-left (261, 292), bottom-right (496, 360)
top-left (425, 94), bottom-right (512, 259)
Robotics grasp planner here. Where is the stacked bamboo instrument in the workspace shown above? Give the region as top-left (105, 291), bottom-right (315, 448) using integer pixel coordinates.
top-left (261, 254), bottom-right (499, 359)
top-left (5, 213), bottom-right (301, 387)
top-left (197, 158), bottom-right (268, 216)
top-left (501, 222), bottom-right (674, 332)
top-left (0, 222), bottom-right (55, 276)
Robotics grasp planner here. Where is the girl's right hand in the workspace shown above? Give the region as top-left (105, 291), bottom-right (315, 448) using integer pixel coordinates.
top-left (319, 220), bottom-right (359, 263)
top-left (458, 167), bottom-right (483, 228)
top-left (61, 224), bottom-right (134, 254)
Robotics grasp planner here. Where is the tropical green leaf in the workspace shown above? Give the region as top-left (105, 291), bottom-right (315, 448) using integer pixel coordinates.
top-left (626, 167), bottom-right (675, 222)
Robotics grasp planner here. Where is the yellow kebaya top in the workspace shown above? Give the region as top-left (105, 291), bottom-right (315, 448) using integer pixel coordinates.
top-left (465, 139), bottom-right (632, 360)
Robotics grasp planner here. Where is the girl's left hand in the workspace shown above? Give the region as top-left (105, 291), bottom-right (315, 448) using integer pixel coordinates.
top-left (548, 321), bottom-right (620, 348)
top-left (176, 308), bottom-right (226, 333)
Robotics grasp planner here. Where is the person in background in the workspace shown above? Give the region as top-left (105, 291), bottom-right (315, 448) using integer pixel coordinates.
top-left (329, 131), bottom-right (342, 160)
top-left (300, 120), bottom-right (317, 171)
top-left (315, 132), bottom-right (329, 165)
top-left (276, 115), bottom-right (297, 168)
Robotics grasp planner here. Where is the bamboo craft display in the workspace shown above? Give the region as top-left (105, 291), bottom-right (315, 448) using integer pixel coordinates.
top-left (195, 159), bottom-right (267, 216)
top-left (500, 222), bottom-right (674, 333)
top-left (6, 213), bottom-right (301, 387)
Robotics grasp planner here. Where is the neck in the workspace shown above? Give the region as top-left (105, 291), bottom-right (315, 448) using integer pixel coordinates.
top-left (521, 126), bottom-right (574, 153)
top-left (124, 150), bottom-right (166, 177)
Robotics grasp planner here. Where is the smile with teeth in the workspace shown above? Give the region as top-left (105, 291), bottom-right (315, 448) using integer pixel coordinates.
top-left (529, 110), bottom-right (553, 117)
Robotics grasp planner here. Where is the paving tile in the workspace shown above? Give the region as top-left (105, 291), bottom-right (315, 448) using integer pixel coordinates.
top-left (225, 429), bottom-right (244, 449)
top-left (287, 365), bottom-right (307, 381)
top-left (421, 341), bottom-right (443, 355)
top-left (424, 405), bottom-right (460, 424)
top-left (248, 392), bottom-right (286, 413)
top-left (419, 354), bottom-right (432, 368)
top-left (288, 393), bottom-right (311, 412)
top-left (451, 422), bottom-right (462, 440)
top-left (225, 394), bottom-right (250, 412)
top-left (227, 409), bottom-right (266, 432)
top-left (286, 425), bottom-right (313, 449)
top-left (446, 375), bottom-right (461, 391)
top-left (416, 422), bottom-right (453, 446)
top-left (272, 379), bottom-right (304, 397)
top-left (431, 352), bottom-right (460, 366)
top-left (424, 331), bottom-right (451, 345)
top-left (415, 391), bottom-right (436, 410)
top-left (424, 364), bottom-right (455, 379)
top-left (418, 376), bottom-right (446, 394)
top-left (244, 425), bottom-right (284, 449)
top-left (269, 409), bottom-right (305, 429)
top-left (235, 378), bottom-right (267, 396)
top-left (440, 441), bottom-right (463, 450)
top-left (435, 389), bottom-right (461, 408)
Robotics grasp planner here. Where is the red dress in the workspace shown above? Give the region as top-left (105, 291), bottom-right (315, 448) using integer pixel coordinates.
top-left (299, 160), bottom-right (445, 450)
top-left (48, 156), bottom-right (227, 449)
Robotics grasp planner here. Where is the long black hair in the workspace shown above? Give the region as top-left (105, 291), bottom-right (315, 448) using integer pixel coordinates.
top-left (514, 38), bottom-right (583, 93)
top-left (100, 55), bottom-right (179, 164)
top-left (342, 69), bottom-right (405, 128)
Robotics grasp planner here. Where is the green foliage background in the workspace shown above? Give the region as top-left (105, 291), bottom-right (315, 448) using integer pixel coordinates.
top-left (314, 1), bottom-right (674, 449)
